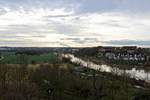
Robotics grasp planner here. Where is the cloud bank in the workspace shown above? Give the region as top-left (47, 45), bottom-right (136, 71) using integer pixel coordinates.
top-left (0, 0), bottom-right (150, 47)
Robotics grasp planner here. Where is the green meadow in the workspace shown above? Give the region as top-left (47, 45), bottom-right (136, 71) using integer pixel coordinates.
top-left (0, 52), bottom-right (56, 64)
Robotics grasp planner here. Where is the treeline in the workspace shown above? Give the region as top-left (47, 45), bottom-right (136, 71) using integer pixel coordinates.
top-left (74, 47), bottom-right (99, 57)
top-left (15, 50), bottom-right (50, 55)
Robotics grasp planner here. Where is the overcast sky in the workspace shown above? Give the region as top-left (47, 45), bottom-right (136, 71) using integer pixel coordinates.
top-left (0, 0), bottom-right (150, 47)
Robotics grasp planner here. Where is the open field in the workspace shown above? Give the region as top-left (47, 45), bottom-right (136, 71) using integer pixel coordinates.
top-left (0, 52), bottom-right (56, 64)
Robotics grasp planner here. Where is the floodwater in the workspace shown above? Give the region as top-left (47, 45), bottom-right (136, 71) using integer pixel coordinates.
top-left (63, 54), bottom-right (150, 83)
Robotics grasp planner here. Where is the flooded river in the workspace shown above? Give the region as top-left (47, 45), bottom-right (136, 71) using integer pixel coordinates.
top-left (63, 54), bottom-right (150, 83)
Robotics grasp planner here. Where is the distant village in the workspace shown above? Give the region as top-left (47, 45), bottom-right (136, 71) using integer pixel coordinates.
top-left (98, 46), bottom-right (150, 62)
top-left (72, 46), bottom-right (150, 66)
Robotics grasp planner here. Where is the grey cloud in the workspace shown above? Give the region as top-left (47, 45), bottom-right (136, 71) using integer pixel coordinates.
top-left (0, 8), bottom-right (7, 16)
top-left (0, 0), bottom-right (76, 12)
top-left (84, 38), bottom-right (99, 41)
top-left (59, 42), bottom-right (70, 47)
top-left (66, 33), bottom-right (102, 37)
top-left (73, 39), bottom-right (100, 44)
top-left (0, 24), bottom-right (54, 35)
top-left (1, 0), bottom-right (150, 14)
top-left (61, 37), bottom-right (101, 44)
top-left (104, 40), bottom-right (150, 46)
top-left (0, 40), bottom-right (57, 46)
top-left (98, 22), bottom-right (127, 28)
top-left (45, 14), bottom-right (73, 18)
top-left (60, 38), bottom-right (80, 41)
top-left (51, 23), bottom-right (81, 35)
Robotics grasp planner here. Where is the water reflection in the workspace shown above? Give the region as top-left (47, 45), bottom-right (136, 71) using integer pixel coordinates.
top-left (63, 54), bottom-right (150, 83)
